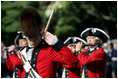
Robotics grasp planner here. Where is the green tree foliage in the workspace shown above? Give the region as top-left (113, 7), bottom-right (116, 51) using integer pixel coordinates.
top-left (1, 1), bottom-right (117, 46)
top-left (1, 1), bottom-right (50, 45)
top-left (45, 1), bottom-right (117, 41)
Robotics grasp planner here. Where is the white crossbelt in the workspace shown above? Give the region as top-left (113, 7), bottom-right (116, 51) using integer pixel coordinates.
top-left (20, 48), bottom-right (41, 78)
top-left (81, 68), bottom-right (85, 78)
top-left (62, 67), bottom-right (66, 78)
top-left (111, 57), bottom-right (117, 61)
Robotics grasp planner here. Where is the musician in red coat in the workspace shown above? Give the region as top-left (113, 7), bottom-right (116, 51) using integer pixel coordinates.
top-left (6, 31), bottom-right (28, 78)
top-left (76, 28), bottom-right (110, 78)
top-left (62, 36), bottom-right (87, 78)
top-left (7, 8), bottom-right (78, 78)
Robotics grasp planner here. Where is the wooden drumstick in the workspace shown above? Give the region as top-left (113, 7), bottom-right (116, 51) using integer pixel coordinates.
top-left (44, 8), bottom-right (55, 32)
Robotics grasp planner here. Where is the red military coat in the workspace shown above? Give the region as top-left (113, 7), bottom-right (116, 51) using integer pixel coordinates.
top-left (6, 54), bottom-right (26, 78)
top-left (6, 57), bottom-right (14, 71)
top-left (77, 48), bottom-right (107, 78)
top-left (68, 61), bottom-right (81, 78)
top-left (7, 45), bottom-right (77, 78)
top-left (68, 53), bottom-right (81, 78)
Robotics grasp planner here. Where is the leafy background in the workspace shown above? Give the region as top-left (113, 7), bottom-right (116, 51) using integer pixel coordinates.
top-left (1, 1), bottom-right (117, 46)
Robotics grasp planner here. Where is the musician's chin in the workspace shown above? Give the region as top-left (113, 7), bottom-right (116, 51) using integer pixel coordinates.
top-left (30, 44), bottom-right (38, 48)
top-left (88, 44), bottom-right (93, 46)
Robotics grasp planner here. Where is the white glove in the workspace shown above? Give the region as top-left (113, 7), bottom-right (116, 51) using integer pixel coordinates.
top-left (49, 35), bottom-right (58, 45)
top-left (43, 32), bottom-right (58, 45)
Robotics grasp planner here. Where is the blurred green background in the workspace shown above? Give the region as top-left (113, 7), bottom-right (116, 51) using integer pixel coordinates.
top-left (1, 1), bottom-right (117, 46)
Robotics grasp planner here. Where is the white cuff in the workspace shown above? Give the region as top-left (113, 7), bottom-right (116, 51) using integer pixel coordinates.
top-left (49, 35), bottom-right (58, 45)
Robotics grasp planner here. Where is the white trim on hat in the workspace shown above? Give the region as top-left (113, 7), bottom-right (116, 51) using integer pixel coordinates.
top-left (17, 31), bottom-right (23, 34)
top-left (80, 28), bottom-right (110, 39)
top-left (80, 28), bottom-right (90, 38)
top-left (64, 37), bottom-right (71, 44)
top-left (64, 36), bottom-right (87, 44)
top-left (74, 37), bottom-right (87, 44)
top-left (14, 35), bottom-right (19, 46)
top-left (95, 28), bottom-right (110, 39)
top-left (23, 35), bottom-right (26, 39)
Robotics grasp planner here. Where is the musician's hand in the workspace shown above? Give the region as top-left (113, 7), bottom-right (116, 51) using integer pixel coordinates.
top-left (76, 42), bottom-right (83, 52)
top-left (43, 32), bottom-right (58, 45)
top-left (7, 45), bottom-right (16, 52)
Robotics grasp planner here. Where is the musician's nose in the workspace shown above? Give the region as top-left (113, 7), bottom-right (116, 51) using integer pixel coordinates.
top-left (87, 39), bottom-right (91, 44)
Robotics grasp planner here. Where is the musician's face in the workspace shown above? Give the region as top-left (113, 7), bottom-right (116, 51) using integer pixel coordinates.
top-left (26, 35), bottom-right (41, 48)
top-left (68, 44), bottom-right (76, 53)
top-left (19, 39), bottom-right (28, 48)
top-left (86, 36), bottom-right (99, 47)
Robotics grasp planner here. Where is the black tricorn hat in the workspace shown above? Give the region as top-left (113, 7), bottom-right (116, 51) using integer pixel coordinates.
top-left (14, 31), bottom-right (26, 46)
top-left (64, 36), bottom-right (87, 46)
top-left (80, 28), bottom-right (110, 42)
